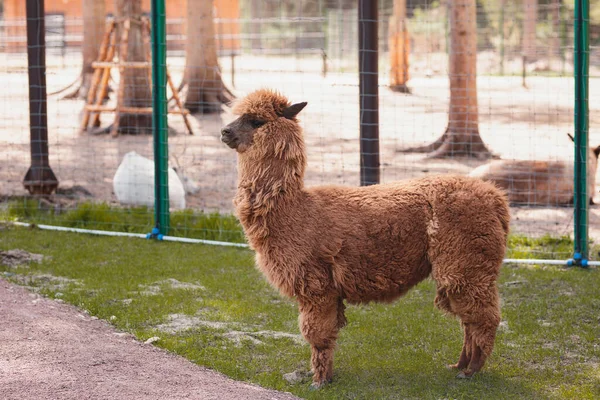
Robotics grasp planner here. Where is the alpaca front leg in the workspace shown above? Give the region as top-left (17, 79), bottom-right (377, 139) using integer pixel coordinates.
top-left (298, 296), bottom-right (342, 389)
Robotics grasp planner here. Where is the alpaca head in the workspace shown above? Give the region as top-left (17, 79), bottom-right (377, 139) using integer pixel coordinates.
top-left (567, 133), bottom-right (600, 174)
top-left (221, 89), bottom-right (307, 157)
top-left (568, 133), bottom-right (600, 200)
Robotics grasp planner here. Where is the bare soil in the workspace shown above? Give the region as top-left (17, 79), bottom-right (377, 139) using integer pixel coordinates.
top-left (0, 277), bottom-right (298, 400)
top-left (0, 249), bottom-right (46, 268)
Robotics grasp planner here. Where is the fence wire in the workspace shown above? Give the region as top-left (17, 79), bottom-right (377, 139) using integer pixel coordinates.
top-left (0, 0), bottom-right (597, 260)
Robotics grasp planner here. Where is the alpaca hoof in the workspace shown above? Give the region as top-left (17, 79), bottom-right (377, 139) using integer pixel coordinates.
top-left (456, 370), bottom-right (473, 379)
top-left (309, 378), bottom-right (332, 390)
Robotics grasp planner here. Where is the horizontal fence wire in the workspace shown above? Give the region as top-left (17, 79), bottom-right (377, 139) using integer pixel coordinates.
top-left (0, 0), bottom-right (598, 261)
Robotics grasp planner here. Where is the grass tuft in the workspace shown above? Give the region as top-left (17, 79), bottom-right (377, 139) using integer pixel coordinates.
top-left (507, 234), bottom-right (574, 260)
top-left (1, 199), bottom-right (245, 243)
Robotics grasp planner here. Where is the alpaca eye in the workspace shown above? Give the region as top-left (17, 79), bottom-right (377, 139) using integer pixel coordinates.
top-left (250, 120), bottom-right (265, 129)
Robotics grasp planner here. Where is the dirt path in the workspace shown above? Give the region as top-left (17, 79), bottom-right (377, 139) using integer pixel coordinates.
top-left (0, 278), bottom-right (299, 400)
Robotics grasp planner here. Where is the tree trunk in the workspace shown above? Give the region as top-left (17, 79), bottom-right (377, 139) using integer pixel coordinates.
top-left (115, 0), bottom-right (152, 134)
top-left (82, 0), bottom-right (106, 97)
top-left (57, 0), bottom-right (105, 98)
top-left (183, 0), bottom-right (234, 114)
top-left (399, 0), bottom-right (492, 159)
top-left (523, 0), bottom-right (537, 62)
top-left (389, 0), bottom-right (410, 93)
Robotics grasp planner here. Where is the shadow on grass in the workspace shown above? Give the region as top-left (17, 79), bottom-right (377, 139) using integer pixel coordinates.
top-left (298, 368), bottom-right (549, 400)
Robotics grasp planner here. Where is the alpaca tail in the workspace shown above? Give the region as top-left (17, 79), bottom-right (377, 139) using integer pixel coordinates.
top-left (496, 192), bottom-right (511, 237)
top-left (477, 177), bottom-right (510, 237)
top-left (479, 179), bottom-right (511, 239)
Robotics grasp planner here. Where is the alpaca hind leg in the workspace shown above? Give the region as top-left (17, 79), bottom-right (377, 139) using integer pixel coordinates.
top-left (434, 287), bottom-right (452, 315)
top-left (454, 285), bottom-right (501, 378)
top-left (457, 319), bottom-right (498, 378)
top-left (448, 324), bottom-right (472, 370)
top-left (336, 297), bottom-right (347, 329)
top-left (435, 287), bottom-right (472, 370)
top-left (298, 296), bottom-right (341, 388)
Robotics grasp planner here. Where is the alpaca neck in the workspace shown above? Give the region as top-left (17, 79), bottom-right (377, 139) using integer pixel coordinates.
top-left (235, 155), bottom-right (305, 248)
top-left (237, 156), bottom-right (305, 206)
top-left (238, 134), bottom-right (306, 192)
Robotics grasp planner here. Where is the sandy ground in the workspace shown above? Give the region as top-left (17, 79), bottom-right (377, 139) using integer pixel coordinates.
top-left (0, 278), bottom-right (299, 400)
top-left (1, 53), bottom-right (600, 242)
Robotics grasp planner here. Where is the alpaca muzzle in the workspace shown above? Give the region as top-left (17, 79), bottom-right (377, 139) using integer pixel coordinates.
top-left (220, 128), bottom-right (238, 149)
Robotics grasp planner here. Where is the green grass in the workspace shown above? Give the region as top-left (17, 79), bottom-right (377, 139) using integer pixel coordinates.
top-left (507, 235), bottom-right (575, 260)
top-left (1, 198), bottom-right (245, 243)
top-left (2, 226), bottom-right (600, 399)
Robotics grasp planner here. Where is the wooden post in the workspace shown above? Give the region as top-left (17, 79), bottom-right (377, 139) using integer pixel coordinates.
top-left (111, 19), bottom-right (131, 137)
top-left (81, 20), bottom-right (114, 132)
top-left (91, 23), bottom-right (118, 128)
top-left (389, 0), bottom-right (410, 93)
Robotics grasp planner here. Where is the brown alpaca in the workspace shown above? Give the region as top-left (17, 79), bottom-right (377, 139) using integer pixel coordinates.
top-left (469, 135), bottom-right (600, 206)
top-left (221, 89), bottom-right (510, 388)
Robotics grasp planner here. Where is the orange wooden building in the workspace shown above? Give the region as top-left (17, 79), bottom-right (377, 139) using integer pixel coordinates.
top-left (3, 0), bottom-right (240, 52)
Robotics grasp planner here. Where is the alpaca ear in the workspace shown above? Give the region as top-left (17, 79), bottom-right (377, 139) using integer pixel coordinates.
top-left (282, 102), bottom-right (307, 120)
top-left (569, 133), bottom-right (600, 158)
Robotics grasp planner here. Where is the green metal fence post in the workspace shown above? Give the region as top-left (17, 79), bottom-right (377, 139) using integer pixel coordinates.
top-left (151, 0), bottom-right (170, 236)
top-left (573, 0), bottom-right (589, 266)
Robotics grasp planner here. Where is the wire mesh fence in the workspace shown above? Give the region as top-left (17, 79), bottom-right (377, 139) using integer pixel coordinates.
top-left (0, 0), bottom-right (597, 261)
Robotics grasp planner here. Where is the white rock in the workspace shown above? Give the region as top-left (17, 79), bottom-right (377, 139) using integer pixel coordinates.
top-left (113, 151), bottom-right (186, 209)
top-left (144, 336), bottom-right (161, 345)
top-left (283, 370), bottom-right (312, 384)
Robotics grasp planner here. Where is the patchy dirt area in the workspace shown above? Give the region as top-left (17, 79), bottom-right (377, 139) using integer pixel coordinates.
top-left (136, 278), bottom-right (206, 296)
top-left (0, 278), bottom-right (299, 400)
top-left (154, 313), bottom-right (305, 347)
top-left (0, 249), bottom-right (46, 268)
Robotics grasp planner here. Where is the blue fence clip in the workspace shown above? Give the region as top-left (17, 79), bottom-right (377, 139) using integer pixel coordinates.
top-left (569, 253), bottom-right (589, 267)
top-left (147, 227), bottom-right (161, 240)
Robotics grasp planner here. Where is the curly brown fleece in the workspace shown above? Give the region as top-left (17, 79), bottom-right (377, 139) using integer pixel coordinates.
top-left (221, 89), bottom-right (510, 387)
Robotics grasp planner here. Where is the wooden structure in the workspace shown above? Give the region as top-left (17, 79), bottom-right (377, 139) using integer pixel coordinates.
top-left (81, 17), bottom-right (193, 136)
